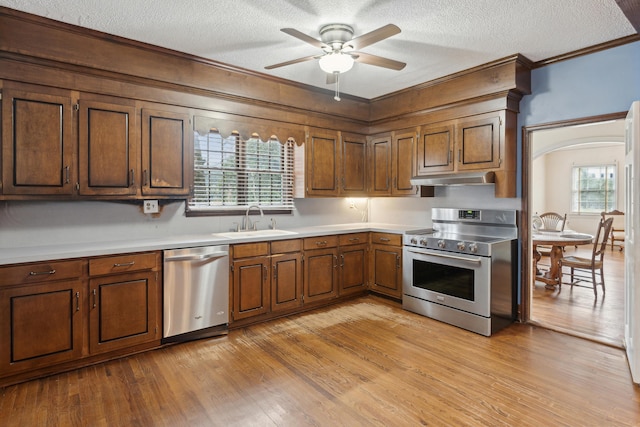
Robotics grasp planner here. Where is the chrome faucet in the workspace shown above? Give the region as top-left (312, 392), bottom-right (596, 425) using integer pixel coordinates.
top-left (243, 205), bottom-right (264, 230)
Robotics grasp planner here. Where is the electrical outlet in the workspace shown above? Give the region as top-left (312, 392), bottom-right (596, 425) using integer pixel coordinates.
top-left (144, 200), bottom-right (159, 214)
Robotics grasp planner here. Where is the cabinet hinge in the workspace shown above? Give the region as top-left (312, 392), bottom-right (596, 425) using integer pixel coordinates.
top-left (499, 116), bottom-right (503, 126)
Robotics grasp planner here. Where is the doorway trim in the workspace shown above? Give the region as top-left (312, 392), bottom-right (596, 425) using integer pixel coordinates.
top-left (520, 111), bottom-right (627, 325)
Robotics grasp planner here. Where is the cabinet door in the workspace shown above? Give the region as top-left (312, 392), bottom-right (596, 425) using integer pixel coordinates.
top-left (141, 108), bottom-right (192, 196)
top-left (341, 133), bottom-right (367, 195)
top-left (456, 115), bottom-right (501, 171)
top-left (339, 244), bottom-right (368, 296)
top-left (416, 122), bottom-right (455, 175)
top-left (306, 128), bottom-right (340, 196)
top-left (1, 85), bottom-right (75, 195)
top-left (370, 244), bottom-right (402, 298)
top-left (78, 97), bottom-right (137, 196)
top-left (303, 248), bottom-right (338, 303)
top-left (271, 252), bottom-right (303, 312)
top-left (368, 134), bottom-right (392, 196)
top-left (89, 271), bottom-right (160, 354)
top-left (0, 280), bottom-right (83, 375)
top-left (392, 129), bottom-right (418, 195)
top-left (232, 257), bottom-right (270, 320)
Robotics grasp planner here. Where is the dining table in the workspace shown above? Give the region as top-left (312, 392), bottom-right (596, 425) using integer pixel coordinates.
top-left (532, 231), bottom-right (594, 289)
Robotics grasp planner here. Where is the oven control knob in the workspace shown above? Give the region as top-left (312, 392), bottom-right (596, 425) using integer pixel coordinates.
top-left (410, 237), bottom-right (418, 245)
top-left (469, 243), bottom-right (478, 253)
top-left (457, 241), bottom-right (466, 251)
top-left (437, 239), bottom-right (446, 249)
top-left (419, 238), bottom-right (427, 246)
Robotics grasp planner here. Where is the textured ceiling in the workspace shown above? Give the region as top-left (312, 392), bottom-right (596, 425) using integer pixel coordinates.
top-left (0, 0), bottom-right (636, 99)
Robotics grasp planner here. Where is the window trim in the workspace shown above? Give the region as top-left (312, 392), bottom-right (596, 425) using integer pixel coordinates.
top-left (570, 163), bottom-right (617, 214)
top-left (187, 126), bottom-right (297, 216)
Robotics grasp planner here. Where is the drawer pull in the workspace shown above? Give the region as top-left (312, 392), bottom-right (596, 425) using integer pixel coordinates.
top-left (316, 241), bottom-right (327, 246)
top-left (29, 269), bottom-right (56, 276)
top-left (114, 261), bottom-right (135, 267)
top-left (348, 238), bottom-right (360, 242)
top-left (379, 238), bottom-right (390, 242)
top-left (75, 292), bottom-right (80, 312)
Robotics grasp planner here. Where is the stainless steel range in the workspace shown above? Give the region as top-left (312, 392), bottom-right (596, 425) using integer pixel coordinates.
top-left (403, 208), bottom-right (518, 336)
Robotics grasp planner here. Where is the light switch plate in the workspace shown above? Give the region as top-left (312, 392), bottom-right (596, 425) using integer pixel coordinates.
top-left (144, 200), bottom-right (159, 214)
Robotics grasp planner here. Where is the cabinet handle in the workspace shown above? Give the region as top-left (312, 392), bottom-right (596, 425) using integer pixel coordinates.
top-left (75, 291), bottom-right (80, 312)
top-left (130, 169), bottom-right (135, 186)
top-left (92, 289), bottom-right (97, 308)
top-left (114, 261), bottom-right (135, 267)
top-left (65, 166), bottom-right (70, 184)
top-left (340, 254), bottom-right (344, 268)
top-left (143, 170), bottom-right (149, 186)
top-left (315, 241), bottom-right (327, 246)
top-left (379, 237), bottom-right (390, 242)
top-left (29, 269), bottom-right (56, 276)
top-left (385, 177), bottom-right (389, 190)
top-left (264, 265), bottom-right (268, 282)
top-left (458, 149), bottom-right (462, 163)
top-left (396, 255), bottom-right (401, 269)
top-left (273, 265), bottom-right (277, 281)
top-left (334, 255), bottom-right (338, 268)
top-left (393, 176), bottom-right (397, 189)
top-left (448, 150), bottom-right (452, 164)
top-left (348, 238), bottom-right (360, 242)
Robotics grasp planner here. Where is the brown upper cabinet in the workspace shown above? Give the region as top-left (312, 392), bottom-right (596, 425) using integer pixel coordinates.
top-left (368, 129), bottom-right (419, 197)
top-left (305, 128), bottom-right (367, 197)
top-left (1, 83), bottom-right (76, 196)
top-left (0, 82), bottom-right (192, 199)
top-left (78, 95), bottom-right (138, 196)
top-left (416, 112), bottom-right (502, 175)
top-left (141, 107), bottom-right (192, 197)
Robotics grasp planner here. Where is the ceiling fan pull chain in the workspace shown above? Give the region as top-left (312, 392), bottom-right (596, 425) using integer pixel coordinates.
top-left (334, 72), bottom-right (341, 101)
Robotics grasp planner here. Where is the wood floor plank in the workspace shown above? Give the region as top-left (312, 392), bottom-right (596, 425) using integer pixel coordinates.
top-left (1, 295), bottom-right (639, 426)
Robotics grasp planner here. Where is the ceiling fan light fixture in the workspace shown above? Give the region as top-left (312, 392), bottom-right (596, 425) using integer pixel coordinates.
top-left (318, 52), bottom-right (354, 74)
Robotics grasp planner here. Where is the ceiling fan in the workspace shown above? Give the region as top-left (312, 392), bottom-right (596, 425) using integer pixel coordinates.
top-left (265, 23), bottom-right (406, 101)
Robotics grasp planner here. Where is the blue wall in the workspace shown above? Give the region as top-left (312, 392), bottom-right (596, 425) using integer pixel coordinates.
top-left (520, 41), bottom-right (640, 126)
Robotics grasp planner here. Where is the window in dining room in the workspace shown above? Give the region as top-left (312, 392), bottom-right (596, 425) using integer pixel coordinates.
top-left (571, 164), bottom-right (617, 213)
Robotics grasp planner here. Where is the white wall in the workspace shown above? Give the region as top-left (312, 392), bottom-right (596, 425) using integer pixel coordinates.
top-left (0, 198), bottom-right (366, 250)
top-left (532, 144), bottom-right (625, 234)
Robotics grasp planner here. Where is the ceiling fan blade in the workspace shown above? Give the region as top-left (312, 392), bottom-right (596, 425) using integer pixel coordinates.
top-left (346, 24), bottom-right (400, 50)
top-left (264, 54), bottom-right (320, 70)
top-left (281, 28), bottom-right (325, 49)
top-left (326, 73), bottom-right (337, 85)
top-left (352, 52), bottom-right (406, 71)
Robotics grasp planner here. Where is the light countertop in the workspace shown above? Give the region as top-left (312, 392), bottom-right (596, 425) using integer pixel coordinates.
top-left (0, 223), bottom-right (427, 266)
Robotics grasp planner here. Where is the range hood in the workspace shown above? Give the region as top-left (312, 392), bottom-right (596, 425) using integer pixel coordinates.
top-left (410, 171), bottom-right (495, 186)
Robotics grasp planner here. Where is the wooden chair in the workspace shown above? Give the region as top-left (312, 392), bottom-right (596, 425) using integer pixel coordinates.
top-left (558, 216), bottom-right (614, 297)
top-left (601, 210), bottom-right (625, 251)
top-left (535, 212), bottom-right (567, 258)
top-left (538, 212), bottom-right (567, 232)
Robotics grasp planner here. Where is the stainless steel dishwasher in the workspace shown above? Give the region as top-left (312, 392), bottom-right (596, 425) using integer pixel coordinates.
top-left (162, 245), bottom-right (229, 343)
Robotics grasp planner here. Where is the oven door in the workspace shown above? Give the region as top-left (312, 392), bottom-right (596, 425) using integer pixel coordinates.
top-left (403, 247), bottom-right (491, 317)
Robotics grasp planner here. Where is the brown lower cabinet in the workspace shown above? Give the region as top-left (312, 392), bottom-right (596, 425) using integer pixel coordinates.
top-left (0, 251), bottom-right (162, 386)
top-left (370, 232), bottom-right (403, 298)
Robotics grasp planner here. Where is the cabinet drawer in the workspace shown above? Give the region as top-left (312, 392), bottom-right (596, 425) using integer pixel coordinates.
top-left (232, 242), bottom-right (269, 259)
top-left (89, 252), bottom-right (157, 276)
top-left (371, 232), bottom-right (402, 246)
top-left (303, 235), bottom-right (339, 250)
top-left (339, 233), bottom-right (369, 246)
top-left (0, 260), bottom-right (84, 287)
top-left (271, 239), bottom-right (302, 254)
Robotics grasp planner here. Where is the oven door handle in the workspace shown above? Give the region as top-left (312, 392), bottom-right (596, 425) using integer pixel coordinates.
top-left (407, 249), bottom-right (483, 265)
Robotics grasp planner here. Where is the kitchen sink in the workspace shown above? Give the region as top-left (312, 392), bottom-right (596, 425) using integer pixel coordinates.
top-left (213, 229), bottom-right (298, 239)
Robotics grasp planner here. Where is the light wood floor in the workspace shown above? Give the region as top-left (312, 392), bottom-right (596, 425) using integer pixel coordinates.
top-left (532, 246), bottom-right (625, 347)
top-left (1, 295), bottom-right (639, 426)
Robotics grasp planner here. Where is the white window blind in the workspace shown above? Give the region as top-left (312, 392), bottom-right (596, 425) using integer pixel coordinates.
top-left (571, 164), bottom-right (617, 213)
top-left (188, 129), bottom-right (295, 213)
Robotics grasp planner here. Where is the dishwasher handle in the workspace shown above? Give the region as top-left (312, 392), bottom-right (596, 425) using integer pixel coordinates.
top-left (164, 252), bottom-right (228, 262)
